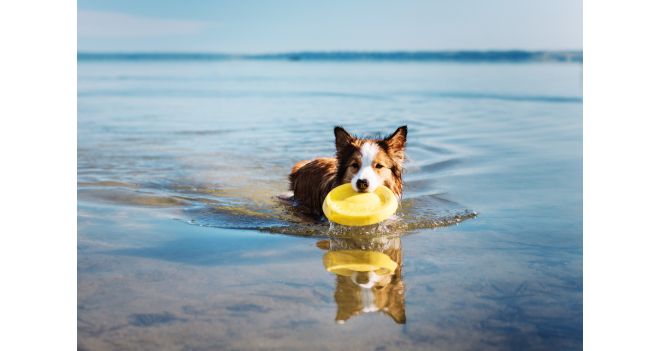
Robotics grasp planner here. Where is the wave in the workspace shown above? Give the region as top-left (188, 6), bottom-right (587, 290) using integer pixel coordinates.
top-left (418, 91), bottom-right (583, 103)
top-left (78, 180), bottom-right (477, 237)
top-left (78, 50), bottom-right (582, 63)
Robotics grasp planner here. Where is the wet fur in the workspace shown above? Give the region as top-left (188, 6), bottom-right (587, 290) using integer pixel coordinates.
top-left (317, 236), bottom-right (406, 324)
top-left (289, 126), bottom-right (407, 218)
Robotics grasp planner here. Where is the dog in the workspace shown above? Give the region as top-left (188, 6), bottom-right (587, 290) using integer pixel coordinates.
top-left (317, 235), bottom-right (406, 324)
top-left (288, 126), bottom-right (407, 219)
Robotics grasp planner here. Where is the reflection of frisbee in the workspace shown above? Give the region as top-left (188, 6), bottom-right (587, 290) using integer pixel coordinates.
top-left (322, 184), bottom-right (398, 226)
top-left (323, 250), bottom-right (398, 276)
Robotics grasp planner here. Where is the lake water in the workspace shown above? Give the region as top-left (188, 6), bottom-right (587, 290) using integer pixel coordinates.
top-left (78, 59), bottom-right (582, 350)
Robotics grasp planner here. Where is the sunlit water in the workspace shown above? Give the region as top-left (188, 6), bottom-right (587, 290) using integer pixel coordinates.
top-left (78, 60), bottom-right (582, 350)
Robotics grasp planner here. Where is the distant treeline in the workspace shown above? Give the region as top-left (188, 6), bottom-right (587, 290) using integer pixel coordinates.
top-left (78, 51), bottom-right (582, 63)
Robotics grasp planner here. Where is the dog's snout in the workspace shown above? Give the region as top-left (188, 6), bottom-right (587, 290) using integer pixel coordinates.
top-left (356, 179), bottom-right (369, 190)
top-left (354, 272), bottom-right (370, 284)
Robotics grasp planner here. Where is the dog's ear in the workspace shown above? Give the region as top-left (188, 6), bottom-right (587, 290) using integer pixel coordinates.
top-left (384, 126), bottom-right (407, 163)
top-left (385, 279), bottom-right (407, 324)
top-left (334, 126), bottom-right (354, 151)
top-left (385, 126), bottom-right (407, 150)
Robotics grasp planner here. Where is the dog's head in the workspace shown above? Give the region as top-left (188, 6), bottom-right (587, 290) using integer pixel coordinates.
top-left (317, 237), bottom-right (406, 325)
top-left (334, 126), bottom-right (407, 196)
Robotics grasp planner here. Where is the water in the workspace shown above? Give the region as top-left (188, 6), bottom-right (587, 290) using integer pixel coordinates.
top-left (78, 59), bottom-right (582, 350)
top-left (77, 51), bottom-right (582, 63)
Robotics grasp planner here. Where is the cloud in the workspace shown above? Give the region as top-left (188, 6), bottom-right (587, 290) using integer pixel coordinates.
top-left (78, 10), bottom-right (211, 38)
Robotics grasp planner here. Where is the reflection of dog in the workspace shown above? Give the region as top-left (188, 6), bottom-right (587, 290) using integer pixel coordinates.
top-left (317, 235), bottom-right (406, 324)
top-left (289, 126), bottom-right (407, 218)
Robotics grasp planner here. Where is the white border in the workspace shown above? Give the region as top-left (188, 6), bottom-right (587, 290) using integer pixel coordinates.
top-left (584, 0), bottom-right (661, 350)
top-left (2, 0), bottom-right (661, 349)
top-left (0, 1), bottom-right (76, 349)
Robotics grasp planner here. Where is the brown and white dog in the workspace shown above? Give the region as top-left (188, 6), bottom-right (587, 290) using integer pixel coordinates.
top-left (288, 126), bottom-right (407, 219)
top-left (317, 235), bottom-right (406, 324)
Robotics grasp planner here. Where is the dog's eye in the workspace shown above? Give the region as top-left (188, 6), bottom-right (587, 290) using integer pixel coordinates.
top-left (351, 163), bottom-right (359, 169)
top-left (375, 163), bottom-right (384, 169)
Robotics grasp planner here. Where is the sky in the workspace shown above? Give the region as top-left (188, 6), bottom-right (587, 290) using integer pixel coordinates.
top-left (78, 0), bottom-right (582, 53)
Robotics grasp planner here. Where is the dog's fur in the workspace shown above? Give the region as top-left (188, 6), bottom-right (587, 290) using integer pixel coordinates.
top-left (317, 235), bottom-right (406, 324)
top-left (289, 126), bottom-right (407, 218)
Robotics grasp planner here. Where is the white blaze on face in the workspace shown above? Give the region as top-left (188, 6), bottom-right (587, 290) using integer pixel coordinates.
top-left (351, 270), bottom-right (383, 289)
top-left (352, 142), bottom-right (380, 192)
top-left (351, 271), bottom-right (382, 312)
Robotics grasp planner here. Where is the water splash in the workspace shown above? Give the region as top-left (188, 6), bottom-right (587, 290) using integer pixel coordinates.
top-left (79, 180), bottom-right (477, 237)
top-left (183, 190), bottom-right (477, 237)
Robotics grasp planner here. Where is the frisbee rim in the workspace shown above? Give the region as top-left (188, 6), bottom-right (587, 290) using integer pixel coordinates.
top-left (322, 183), bottom-right (398, 226)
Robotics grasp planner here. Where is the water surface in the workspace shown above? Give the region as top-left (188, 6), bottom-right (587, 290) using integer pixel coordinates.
top-left (78, 59), bottom-right (582, 350)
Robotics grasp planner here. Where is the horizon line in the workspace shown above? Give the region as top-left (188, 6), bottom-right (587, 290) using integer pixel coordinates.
top-left (78, 49), bottom-right (583, 54)
top-left (78, 50), bottom-right (582, 63)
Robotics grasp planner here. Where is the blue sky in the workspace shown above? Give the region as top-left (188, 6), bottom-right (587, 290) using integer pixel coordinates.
top-left (78, 0), bottom-right (582, 53)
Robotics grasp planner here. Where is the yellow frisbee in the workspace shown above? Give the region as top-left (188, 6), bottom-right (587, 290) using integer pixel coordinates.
top-left (323, 250), bottom-right (398, 276)
top-left (322, 183), bottom-right (398, 226)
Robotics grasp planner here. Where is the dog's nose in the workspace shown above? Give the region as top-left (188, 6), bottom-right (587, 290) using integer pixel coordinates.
top-left (356, 179), bottom-right (369, 190)
top-left (354, 272), bottom-right (370, 284)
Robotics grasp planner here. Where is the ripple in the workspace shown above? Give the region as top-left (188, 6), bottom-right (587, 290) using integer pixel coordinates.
top-left (418, 158), bottom-right (462, 173)
top-left (78, 188), bottom-right (190, 208)
top-left (78, 176), bottom-right (477, 236)
top-left (413, 91), bottom-right (582, 103)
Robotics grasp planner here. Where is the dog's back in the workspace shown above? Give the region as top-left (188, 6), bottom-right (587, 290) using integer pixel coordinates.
top-left (288, 157), bottom-right (338, 218)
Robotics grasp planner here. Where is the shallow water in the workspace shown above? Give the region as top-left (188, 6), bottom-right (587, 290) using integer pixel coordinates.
top-left (78, 60), bottom-right (582, 350)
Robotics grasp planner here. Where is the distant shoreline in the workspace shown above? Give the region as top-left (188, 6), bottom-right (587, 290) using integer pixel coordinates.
top-left (77, 50), bottom-right (582, 63)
